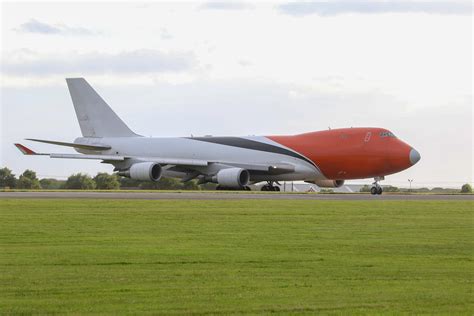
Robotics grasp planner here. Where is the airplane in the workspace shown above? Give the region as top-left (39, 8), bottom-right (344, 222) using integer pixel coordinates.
top-left (15, 78), bottom-right (420, 195)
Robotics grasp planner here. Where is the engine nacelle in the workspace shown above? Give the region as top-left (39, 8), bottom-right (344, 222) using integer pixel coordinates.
top-left (119, 162), bottom-right (162, 182)
top-left (213, 168), bottom-right (250, 188)
top-left (311, 179), bottom-right (345, 188)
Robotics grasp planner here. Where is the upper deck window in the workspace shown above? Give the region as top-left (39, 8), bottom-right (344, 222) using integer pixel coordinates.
top-left (380, 131), bottom-right (396, 138)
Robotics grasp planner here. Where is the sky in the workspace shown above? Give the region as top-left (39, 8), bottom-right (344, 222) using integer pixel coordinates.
top-left (1, 1), bottom-right (472, 188)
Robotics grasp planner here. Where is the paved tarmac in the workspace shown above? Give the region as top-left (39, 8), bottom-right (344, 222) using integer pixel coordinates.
top-left (0, 191), bottom-right (472, 200)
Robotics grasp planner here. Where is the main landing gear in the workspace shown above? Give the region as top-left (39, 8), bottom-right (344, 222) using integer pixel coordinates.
top-left (370, 177), bottom-right (384, 195)
top-left (261, 181), bottom-right (280, 192)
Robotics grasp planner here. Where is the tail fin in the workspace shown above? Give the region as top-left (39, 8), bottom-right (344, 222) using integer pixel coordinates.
top-left (66, 78), bottom-right (139, 137)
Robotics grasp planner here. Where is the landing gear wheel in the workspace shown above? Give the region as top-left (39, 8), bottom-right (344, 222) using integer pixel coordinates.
top-left (261, 182), bottom-right (280, 192)
top-left (243, 186), bottom-right (251, 191)
top-left (370, 177), bottom-right (384, 196)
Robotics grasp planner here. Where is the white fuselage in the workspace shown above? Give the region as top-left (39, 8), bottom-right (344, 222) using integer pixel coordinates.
top-left (75, 136), bottom-right (323, 182)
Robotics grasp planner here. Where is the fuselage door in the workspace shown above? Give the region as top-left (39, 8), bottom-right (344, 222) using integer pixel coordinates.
top-left (364, 131), bottom-right (372, 143)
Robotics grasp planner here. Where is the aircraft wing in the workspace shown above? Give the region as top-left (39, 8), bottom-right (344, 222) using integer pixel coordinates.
top-left (26, 138), bottom-right (111, 151)
top-left (14, 144), bottom-right (208, 166)
top-left (15, 143), bottom-right (295, 174)
top-left (215, 162), bottom-right (295, 174)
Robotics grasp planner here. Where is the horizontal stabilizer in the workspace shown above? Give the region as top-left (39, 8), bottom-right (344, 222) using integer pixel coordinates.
top-left (15, 143), bottom-right (124, 161)
top-left (26, 138), bottom-right (111, 151)
top-left (15, 143), bottom-right (44, 155)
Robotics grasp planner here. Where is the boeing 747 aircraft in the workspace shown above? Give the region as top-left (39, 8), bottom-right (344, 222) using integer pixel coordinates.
top-left (15, 78), bottom-right (420, 194)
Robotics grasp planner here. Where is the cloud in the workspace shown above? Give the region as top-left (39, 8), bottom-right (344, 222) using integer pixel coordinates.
top-left (2, 50), bottom-right (195, 76)
top-left (279, 1), bottom-right (472, 16)
top-left (238, 59), bottom-right (253, 67)
top-left (199, 1), bottom-right (253, 10)
top-left (16, 19), bottom-right (96, 35)
top-left (160, 28), bottom-right (173, 40)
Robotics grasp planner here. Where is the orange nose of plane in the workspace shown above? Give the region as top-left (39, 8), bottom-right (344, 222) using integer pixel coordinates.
top-left (385, 141), bottom-right (420, 175)
top-left (409, 148), bottom-right (421, 165)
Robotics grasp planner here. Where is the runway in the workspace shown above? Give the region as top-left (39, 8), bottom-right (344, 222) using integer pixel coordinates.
top-left (0, 191), bottom-right (472, 200)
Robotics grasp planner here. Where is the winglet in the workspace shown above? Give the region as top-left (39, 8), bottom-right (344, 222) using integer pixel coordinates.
top-left (14, 143), bottom-right (37, 155)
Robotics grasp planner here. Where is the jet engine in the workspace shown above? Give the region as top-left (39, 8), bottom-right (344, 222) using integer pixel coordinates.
top-left (213, 168), bottom-right (250, 188)
top-left (118, 162), bottom-right (162, 182)
top-left (311, 179), bottom-right (345, 188)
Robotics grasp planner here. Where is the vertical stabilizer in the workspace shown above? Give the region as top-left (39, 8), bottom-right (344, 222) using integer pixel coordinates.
top-left (66, 78), bottom-right (138, 137)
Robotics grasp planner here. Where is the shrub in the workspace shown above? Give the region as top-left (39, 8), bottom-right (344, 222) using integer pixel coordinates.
top-left (94, 173), bottom-right (120, 190)
top-left (65, 173), bottom-right (96, 190)
top-left (0, 167), bottom-right (17, 188)
top-left (139, 177), bottom-right (183, 190)
top-left (461, 184), bottom-right (472, 193)
top-left (384, 185), bottom-right (399, 192)
top-left (39, 178), bottom-right (66, 189)
top-left (319, 188), bottom-right (334, 193)
top-left (17, 169), bottom-right (41, 189)
top-left (360, 185), bottom-right (371, 192)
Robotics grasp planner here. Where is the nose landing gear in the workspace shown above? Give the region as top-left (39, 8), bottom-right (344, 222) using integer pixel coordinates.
top-left (370, 177), bottom-right (384, 195)
top-left (370, 184), bottom-right (383, 195)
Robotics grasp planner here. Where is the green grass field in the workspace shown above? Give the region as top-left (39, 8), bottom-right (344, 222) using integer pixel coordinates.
top-left (1, 199), bottom-right (472, 314)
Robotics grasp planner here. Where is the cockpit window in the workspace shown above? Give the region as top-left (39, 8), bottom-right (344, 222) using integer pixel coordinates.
top-left (380, 131), bottom-right (396, 138)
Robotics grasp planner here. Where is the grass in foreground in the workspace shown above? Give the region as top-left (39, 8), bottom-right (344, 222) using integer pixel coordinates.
top-left (2, 188), bottom-right (472, 195)
top-left (0, 199), bottom-right (472, 314)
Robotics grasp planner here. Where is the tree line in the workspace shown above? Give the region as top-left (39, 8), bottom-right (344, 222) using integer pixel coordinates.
top-left (0, 167), bottom-right (216, 190)
top-left (0, 167), bottom-right (472, 193)
top-left (359, 184), bottom-right (472, 194)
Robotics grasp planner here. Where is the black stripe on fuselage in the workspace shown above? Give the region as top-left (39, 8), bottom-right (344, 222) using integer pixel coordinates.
top-left (186, 137), bottom-right (316, 168)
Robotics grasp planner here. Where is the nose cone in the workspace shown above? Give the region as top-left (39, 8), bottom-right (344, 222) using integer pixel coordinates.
top-left (409, 148), bottom-right (421, 165)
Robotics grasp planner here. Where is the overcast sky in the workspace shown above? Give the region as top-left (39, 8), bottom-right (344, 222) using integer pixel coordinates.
top-left (1, 1), bottom-right (472, 188)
